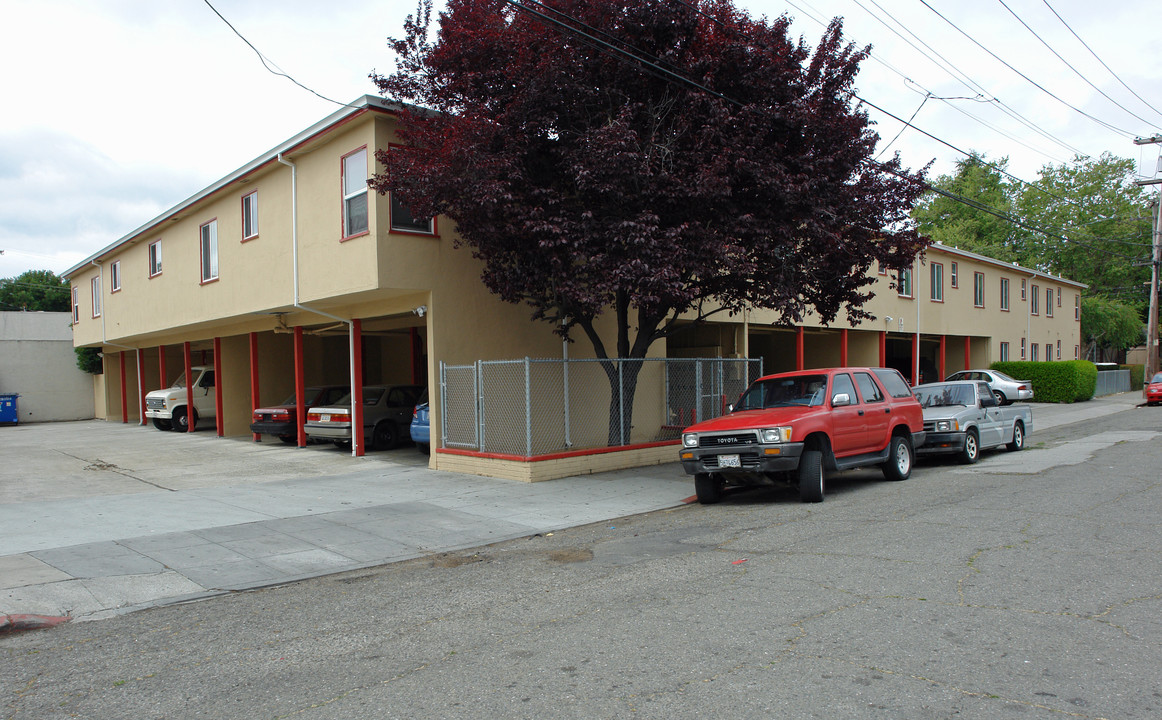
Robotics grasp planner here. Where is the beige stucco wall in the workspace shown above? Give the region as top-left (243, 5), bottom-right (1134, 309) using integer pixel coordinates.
top-left (0, 312), bottom-right (95, 422)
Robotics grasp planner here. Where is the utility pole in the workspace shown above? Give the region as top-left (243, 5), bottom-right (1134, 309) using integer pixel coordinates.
top-left (1133, 134), bottom-right (1162, 393)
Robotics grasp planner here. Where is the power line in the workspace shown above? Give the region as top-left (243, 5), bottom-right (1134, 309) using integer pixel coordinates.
top-left (1041, 0), bottom-right (1162, 122)
top-left (917, 0), bottom-right (1137, 138)
top-left (995, 0), bottom-right (1162, 132)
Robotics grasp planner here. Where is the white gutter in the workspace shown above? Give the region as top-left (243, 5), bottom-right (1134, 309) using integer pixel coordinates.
top-left (277, 153), bottom-right (359, 457)
top-left (90, 260), bottom-right (144, 426)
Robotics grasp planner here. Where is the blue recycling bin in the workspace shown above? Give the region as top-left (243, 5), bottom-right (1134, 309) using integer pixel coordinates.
top-left (0, 394), bottom-right (18, 425)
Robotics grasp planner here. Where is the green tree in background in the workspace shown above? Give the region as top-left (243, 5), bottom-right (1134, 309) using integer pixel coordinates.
top-left (0, 270), bottom-right (71, 312)
top-left (1080, 296), bottom-right (1144, 362)
top-left (912, 153), bottom-right (1018, 262)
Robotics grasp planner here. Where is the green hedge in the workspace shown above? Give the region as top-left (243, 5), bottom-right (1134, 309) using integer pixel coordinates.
top-left (990, 360), bottom-right (1097, 404)
top-left (1121, 364), bottom-right (1145, 392)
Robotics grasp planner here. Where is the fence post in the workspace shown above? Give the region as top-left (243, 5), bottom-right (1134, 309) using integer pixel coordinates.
top-left (439, 361), bottom-right (446, 449)
top-left (525, 357), bottom-right (532, 456)
top-left (695, 360), bottom-right (703, 424)
top-left (617, 360), bottom-right (625, 445)
top-left (563, 356), bottom-right (572, 449)
top-left (476, 360), bottom-right (484, 452)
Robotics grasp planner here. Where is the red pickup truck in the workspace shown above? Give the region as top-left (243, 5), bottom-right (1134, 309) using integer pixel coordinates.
top-left (679, 367), bottom-right (926, 504)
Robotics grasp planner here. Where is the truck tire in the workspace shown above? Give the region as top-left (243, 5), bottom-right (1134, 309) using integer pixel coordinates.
top-left (959, 429), bottom-right (980, 464)
top-left (798, 450), bottom-right (825, 503)
top-left (172, 407), bottom-right (194, 432)
top-left (881, 435), bottom-right (913, 481)
top-left (1007, 421), bottom-right (1025, 451)
top-left (152, 418), bottom-right (172, 431)
top-left (694, 473), bottom-right (723, 504)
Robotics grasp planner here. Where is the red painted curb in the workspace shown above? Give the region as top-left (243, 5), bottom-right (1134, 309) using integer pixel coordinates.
top-left (0, 614), bottom-right (72, 634)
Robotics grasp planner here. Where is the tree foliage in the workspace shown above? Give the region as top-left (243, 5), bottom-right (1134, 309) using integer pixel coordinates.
top-left (912, 153), bottom-right (1017, 262)
top-left (371, 0), bottom-right (929, 442)
top-left (1079, 296), bottom-right (1143, 361)
top-left (75, 347), bottom-right (103, 375)
top-left (0, 269), bottom-right (71, 312)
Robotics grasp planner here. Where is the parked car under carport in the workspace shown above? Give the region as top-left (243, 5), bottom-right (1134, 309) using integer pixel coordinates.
top-left (305, 385), bottom-right (425, 450)
top-left (250, 385), bottom-right (349, 443)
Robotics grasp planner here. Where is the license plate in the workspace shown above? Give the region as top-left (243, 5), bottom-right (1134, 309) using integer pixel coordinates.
top-left (719, 454), bottom-right (741, 468)
top-left (320, 414), bottom-right (330, 422)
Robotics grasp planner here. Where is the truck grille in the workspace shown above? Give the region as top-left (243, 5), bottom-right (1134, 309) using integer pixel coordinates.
top-left (705, 452), bottom-right (762, 469)
top-left (146, 398), bottom-right (166, 410)
top-left (698, 432), bottom-right (757, 448)
top-left (923, 421), bottom-right (936, 432)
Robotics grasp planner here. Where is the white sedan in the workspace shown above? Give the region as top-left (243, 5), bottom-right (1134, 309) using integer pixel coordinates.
top-left (944, 370), bottom-right (1033, 405)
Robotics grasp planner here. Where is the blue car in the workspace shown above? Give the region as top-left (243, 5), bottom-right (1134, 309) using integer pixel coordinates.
top-left (410, 392), bottom-right (430, 454)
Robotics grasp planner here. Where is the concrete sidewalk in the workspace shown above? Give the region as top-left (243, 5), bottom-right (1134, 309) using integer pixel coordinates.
top-left (0, 391), bottom-right (1146, 624)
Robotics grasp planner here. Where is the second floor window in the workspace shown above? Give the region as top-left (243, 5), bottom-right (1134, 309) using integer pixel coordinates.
top-left (1075, 294), bottom-right (1080, 320)
top-left (1031, 284), bottom-right (1040, 315)
top-left (1000, 277), bottom-right (1010, 311)
top-left (201, 220), bottom-right (218, 282)
top-left (110, 260), bottom-right (121, 292)
top-left (242, 191), bottom-right (258, 240)
top-left (897, 268), bottom-right (912, 298)
top-left (1020, 278), bottom-right (1026, 300)
top-left (72, 287), bottom-right (79, 323)
top-left (973, 272), bottom-right (985, 307)
top-left (149, 240), bottom-right (162, 277)
top-left (930, 263), bottom-right (943, 301)
top-left (1046, 288), bottom-right (1054, 317)
top-left (91, 275), bottom-right (101, 317)
top-left (342, 148), bottom-right (369, 238)
top-left (950, 262), bottom-right (958, 287)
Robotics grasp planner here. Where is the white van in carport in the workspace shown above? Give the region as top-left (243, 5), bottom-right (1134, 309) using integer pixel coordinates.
top-left (144, 366), bottom-right (215, 432)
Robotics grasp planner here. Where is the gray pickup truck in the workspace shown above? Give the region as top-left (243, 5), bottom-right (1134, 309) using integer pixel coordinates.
top-left (913, 380), bottom-right (1032, 464)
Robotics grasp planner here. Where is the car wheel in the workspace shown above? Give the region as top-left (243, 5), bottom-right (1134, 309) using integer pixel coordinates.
top-left (372, 422), bottom-right (397, 450)
top-left (152, 418), bottom-right (172, 431)
top-left (959, 429), bottom-right (979, 464)
top-left (798, 449), bottom-right (825, 502)
top-left (993, 389), bottom-right (1008, 405)
top-left (172, 407), bottom-right (194, 432)
top-left (694, 473), bottom-right (723, 504)
top-left (1007, 421), bottom-right (1025, 451)
top-left (881, 435), bottom-right (913, 480)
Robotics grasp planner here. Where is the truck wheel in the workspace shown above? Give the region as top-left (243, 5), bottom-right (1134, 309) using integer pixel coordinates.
top-left (1007, 421), bottom-right (1025, 451)
top-left (881, 435), bottom-right (913, 481)
top-left (152, 418), bottom-right (172, 431)
top-left (172, 407), bottom-right (194, 432)
top-left (959, 429), bottom-right (979, 464)
top-left (798, 450), bottom-right (825, 503)
top-left (694, 473), bottom-right (723, 504)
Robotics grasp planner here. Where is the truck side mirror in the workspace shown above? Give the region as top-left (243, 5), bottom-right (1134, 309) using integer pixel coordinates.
top-left (831, 393), bottom-right (851, 407)
top-left (726, 403), bottom-right (735, 413)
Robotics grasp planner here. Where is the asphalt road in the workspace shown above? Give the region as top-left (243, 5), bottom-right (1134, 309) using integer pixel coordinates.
top-left (3, 405), bottom-right (1161, 719)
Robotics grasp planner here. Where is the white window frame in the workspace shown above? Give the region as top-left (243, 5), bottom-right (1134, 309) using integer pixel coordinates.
top-left (950, 262), bottom-right (958, 288)
top-left (200, 219), bottom-right (219, 283)
top-left (1031, 284), bottom-right (1040, 315)
top-left (1046, 288), bottom-right (1054, 317)
top-left (1021, 337), bottom-right (1026, 359)
top-left (149, 240), bottom-right (162, 277)
top-left (342, 147), bottom-right (369, 238)
top-left (1075, 294), bottom-right (1080, 320)
top-left (1020, 278), bottom-right (1026, 301)
top-left (91, 275), bottom-right (101, 318)
top-left (930, 263), bottom-right (943, 301)
top-left (973, 272), bottom-right (985, 308)
top-left (242, 191), bottom-right (258, 241)
top-left (110, 260), bottom-right (121, 292)
top-left (897, 268), bottom-right (913, 298)
top-left (72, 287), bottom-right (79, 323)
top-left (1056, 340), bottom-right (1061, 360)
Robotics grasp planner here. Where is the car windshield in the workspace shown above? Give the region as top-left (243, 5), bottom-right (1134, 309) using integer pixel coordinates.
top-left (736, 375), bottom-right (828, 409)
top-left (914, 384), bottom-right (975, 408)
top-left (1152, 373), bottom-right (1162, 383)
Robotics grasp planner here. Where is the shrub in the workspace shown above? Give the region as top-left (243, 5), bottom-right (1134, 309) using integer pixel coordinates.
top-left (75, 347), bottom-right (103, 375)
top-left (990, 360), bottom-right (1096, 403)
top-left (1120, 364), bottom-right (1145, 392)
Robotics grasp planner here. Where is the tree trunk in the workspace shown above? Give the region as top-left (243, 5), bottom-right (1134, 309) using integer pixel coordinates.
top-left (600, 358), bottom-right (644, 447)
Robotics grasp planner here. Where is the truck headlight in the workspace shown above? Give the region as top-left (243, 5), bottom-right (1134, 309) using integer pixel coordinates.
top-left (935, 420), bottom-right (958, 432)
top-left (682, 433), bottom-right (699, 448)
top-left (760, 427), bottom-right (793, 443)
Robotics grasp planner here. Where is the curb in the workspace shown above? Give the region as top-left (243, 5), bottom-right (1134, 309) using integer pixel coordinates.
top-left (0, 613), bottom-right (72, 634)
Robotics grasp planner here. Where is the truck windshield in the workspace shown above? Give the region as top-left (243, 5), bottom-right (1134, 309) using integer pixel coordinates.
top-left (735, 375), bottom-right (828, 409)
top-left (172, 372), bottom-right (187, 388)
top-left (914, 384), bottom-right (974, 408)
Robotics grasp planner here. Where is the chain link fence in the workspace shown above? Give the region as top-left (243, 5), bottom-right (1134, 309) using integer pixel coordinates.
top-left (440, 357), bottom-right (763, 456)
top-left (1094, 369), bottom-right (1131, 397)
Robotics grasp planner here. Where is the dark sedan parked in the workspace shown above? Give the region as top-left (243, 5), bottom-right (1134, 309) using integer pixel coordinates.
top-left (250, 385), bottom-right (349, 443)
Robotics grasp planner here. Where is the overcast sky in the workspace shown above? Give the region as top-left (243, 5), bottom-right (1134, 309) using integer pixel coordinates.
top-left (1, 0), bottom-right (1159, 281)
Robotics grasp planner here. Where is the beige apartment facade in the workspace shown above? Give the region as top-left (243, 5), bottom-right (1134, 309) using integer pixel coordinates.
top-left (65, 96), bottom-right (1083, 480)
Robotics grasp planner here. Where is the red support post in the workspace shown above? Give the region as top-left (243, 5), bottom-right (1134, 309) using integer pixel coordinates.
top-left (137, 349), bottom-right (146, 425)
top-left (213, 337), bottom-right (223, 438)
top-left (964, 336), bottom-right (972, 371)
top-left (183, 342), bottom-right (193, 433)
top-left (249, 332), bottom-right (260, 442)
top-left (796, 326), bottom-right (804, 370)
top-left (119, 352), bottom-right (128, 423)
top-left (840, 328), bottom-right (848, 366)
top-left (294, 326), bottom-right (305, 447)
top-left (353, 319), bottom-right (365, 457)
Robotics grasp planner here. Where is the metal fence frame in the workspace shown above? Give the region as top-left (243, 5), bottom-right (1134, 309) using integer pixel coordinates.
top-left (1094, 369), bottom-right (1131, 397)
top-left (439, 357), bottom-right (762, 456)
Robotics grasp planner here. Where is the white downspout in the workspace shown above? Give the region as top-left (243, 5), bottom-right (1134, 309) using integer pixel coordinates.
top-left (90, 259), bottom-right (144, 425)
top-left (277, 153), bottom-right (358, 457)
